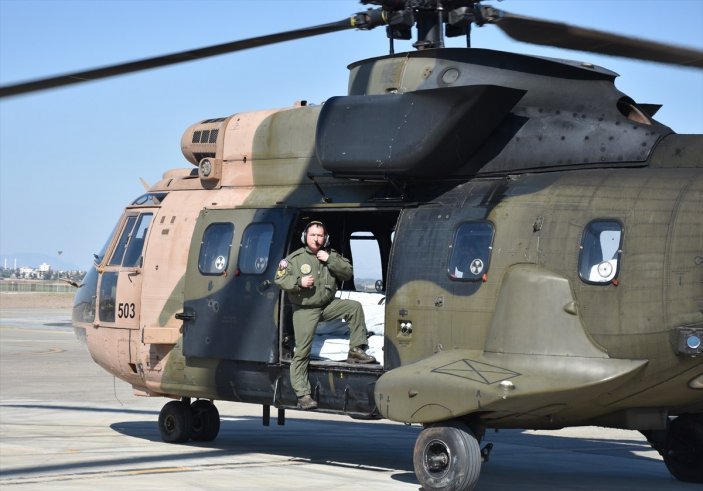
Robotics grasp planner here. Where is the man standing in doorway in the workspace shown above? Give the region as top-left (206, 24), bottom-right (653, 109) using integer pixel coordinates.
top-left (274, 221), bottom-right (376, 410)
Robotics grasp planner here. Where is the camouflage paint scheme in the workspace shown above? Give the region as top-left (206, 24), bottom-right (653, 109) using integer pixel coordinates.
top-left (73, 48), bottom-right (702, 432)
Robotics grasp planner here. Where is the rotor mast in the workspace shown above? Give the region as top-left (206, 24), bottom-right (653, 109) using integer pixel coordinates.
top-left (355, 0), bottom-right (479, 52)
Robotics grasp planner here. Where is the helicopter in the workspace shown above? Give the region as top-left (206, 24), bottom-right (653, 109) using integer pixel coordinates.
top-left (1, 1), bottom-right (702, 490)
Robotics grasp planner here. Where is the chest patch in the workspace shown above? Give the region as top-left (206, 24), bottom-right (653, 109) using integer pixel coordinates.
top-left (300, 263), bottom-right (312, 275)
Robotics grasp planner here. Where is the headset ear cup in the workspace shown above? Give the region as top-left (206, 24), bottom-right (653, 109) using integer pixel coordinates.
top-left (301, 221), bottom-right (329, 247)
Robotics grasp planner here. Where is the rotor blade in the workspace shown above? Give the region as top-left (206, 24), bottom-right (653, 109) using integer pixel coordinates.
top-left (482, 7), bottom-right (703, 69)
top-left (0, 19), bottom-right (354, 98)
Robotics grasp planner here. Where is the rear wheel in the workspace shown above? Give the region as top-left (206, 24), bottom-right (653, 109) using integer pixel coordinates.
top-left (662, 414), bottom-right (703, 483)
top-left (191, 399), bottom-right (220, 442)
top-left (158, 400), bottom-right (193, 443)
top-left (413, 421), bottom-right (482, 491)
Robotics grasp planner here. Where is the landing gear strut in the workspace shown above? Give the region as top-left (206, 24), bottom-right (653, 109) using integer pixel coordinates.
top-left (158, 398), bottom-right (221, 444)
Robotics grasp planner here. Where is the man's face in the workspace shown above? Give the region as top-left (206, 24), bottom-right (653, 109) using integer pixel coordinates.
top-left (306, 224), bottom-right (326, 253)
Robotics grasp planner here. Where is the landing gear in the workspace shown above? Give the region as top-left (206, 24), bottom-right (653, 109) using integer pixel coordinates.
top-left (643, 413), bottom-right (703, 484)
top-left (191, 399), bottom-right (220, 441)
top-left (661, 414), bottom-right (703, 483)
top-left (158, 400), bottom-right (193, 443)
top-left (413, 421), bottom-right (482, 491)
top-left (158, 398), bottom-right (220, 444)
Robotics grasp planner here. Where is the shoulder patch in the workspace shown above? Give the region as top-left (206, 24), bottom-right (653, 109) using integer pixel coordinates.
top-left (275, 258), bottom-right (290, 280)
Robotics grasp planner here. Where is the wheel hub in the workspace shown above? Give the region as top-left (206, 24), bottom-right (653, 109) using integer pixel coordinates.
top-left (425, 439), bottom-right (451, 474)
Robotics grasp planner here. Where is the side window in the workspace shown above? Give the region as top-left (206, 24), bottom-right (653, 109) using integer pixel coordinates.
top-left (122, 213), bottom-right (153, 267)
top-left (198, 223), bottom-right (234, 275)
top-left (579, 219), bottom-right (623, 284)
top-left (350, 231), bottom-right (383, 291)
top-left (99, 272), bottom-right (118, 322)
top-left (238, 223), bottom-right (274, 274)
top-left (448, 222), bottom-right (495, 281)
top-left (108, 215), bottom-right (137, 266)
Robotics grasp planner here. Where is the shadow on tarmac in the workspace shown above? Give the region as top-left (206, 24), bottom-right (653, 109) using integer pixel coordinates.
top-left (5, 402), bottom-right (699, 490)
top-left (0, 402), bottom-right (417, 481)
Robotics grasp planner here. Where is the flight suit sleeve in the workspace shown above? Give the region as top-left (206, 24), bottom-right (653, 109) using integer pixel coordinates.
top-left (326, 250), bottom-right (353, 282)
top-left (274, 257), bottom-right (300, 293)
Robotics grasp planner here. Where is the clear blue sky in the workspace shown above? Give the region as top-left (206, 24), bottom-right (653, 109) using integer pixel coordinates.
top-left (1, 0), bottom-right (702, 270)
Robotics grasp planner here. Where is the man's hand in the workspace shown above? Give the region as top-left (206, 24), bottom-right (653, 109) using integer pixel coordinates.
top-left (300, 275), bottom-right (314, 288)
top-left (316, 250), bottom-right (329, 262)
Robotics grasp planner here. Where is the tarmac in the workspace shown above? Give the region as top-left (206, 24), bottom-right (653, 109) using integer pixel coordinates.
top-left (0, 306), bottom-right (699, 490)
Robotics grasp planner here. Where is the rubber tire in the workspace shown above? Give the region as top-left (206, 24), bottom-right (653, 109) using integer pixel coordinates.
top-left (662, 414), bottom-right (703, 483)
top-left (413, 421), bottom-right (482, 491)
top-left (158, 400), bottom-right (193, 444)
top-left (191, 399), bottom-right (220, 442)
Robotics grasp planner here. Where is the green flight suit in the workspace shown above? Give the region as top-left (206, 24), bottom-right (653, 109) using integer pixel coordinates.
top-left (274, 246), bottom-right (368, 397)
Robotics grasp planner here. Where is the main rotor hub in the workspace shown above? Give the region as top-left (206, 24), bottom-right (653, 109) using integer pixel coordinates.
top-left (356, 0), bottom-right (494, 49)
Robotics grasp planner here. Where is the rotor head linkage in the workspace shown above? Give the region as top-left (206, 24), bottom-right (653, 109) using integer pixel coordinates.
top-left (357, 0), bottom-right (479, 49)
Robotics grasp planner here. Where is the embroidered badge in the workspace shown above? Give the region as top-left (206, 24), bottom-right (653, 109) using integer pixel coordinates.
top-left (300, 263), bottom-right (312, 275)
top-left (276, 259), bottom-right (288, 279)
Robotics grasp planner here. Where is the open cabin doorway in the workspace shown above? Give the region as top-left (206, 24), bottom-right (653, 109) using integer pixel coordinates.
top-left (278, 208), bottom-right (400, 369)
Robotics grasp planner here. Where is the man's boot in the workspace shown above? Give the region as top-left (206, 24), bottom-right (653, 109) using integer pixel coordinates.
top-left (347, 346), bottom-right (377, 364)
top-left (297, 394), bottom-right (318, 410)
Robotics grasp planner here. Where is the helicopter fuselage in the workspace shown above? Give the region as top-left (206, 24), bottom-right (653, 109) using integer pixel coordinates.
top-left (72, 48), bottom-right (703, 433)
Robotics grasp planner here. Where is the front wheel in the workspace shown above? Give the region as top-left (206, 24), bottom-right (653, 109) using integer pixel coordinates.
top-left (158, 400), bottom-right (193, 443)
top-left (413, 421), bottom-right (482, 491)
top-left (191, 399), bottom-right (220, 442)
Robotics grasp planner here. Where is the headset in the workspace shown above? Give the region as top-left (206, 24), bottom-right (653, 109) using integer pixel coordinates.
top-left (301, 220), bottom-right (329, 247)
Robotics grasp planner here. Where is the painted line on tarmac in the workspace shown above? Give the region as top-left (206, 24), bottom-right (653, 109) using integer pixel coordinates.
top-left (0, 459), bottom-right (306, 486)
top-left (0, 326), bottom-right (73, 335)
top-left (30, 347), bottom-right (66, 355)
top-left (1, 345), bottom-right (66, 355)
top-left (126, 466), bottom-right (193, 475)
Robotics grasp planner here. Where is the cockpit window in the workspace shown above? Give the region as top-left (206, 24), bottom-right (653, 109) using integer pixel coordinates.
top-left (108, 215), bottom-right (137, 266)
top-left (107, 213), bottom-right (153, 268)
top-left (238, 223), bottom-right (274, 275)
top-left (122, 213), bottom-right (153, 267)
top-left (579, 219), bottom-right (623, 284)
top-left (98, 272), bottom-right (118, 323)
top-left (198, 223), bottom-right (234, 275)
top-left (448, 222), bottom-right (495, 281)
top-left (131, 192), bottom-right (167, 206)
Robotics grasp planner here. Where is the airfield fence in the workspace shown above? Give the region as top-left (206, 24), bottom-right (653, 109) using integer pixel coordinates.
top-left (0, 281), bottom-right (75, 293)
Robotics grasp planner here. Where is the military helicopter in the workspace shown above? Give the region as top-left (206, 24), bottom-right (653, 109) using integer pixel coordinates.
top-left (2, 1), bottom-right (702, 489)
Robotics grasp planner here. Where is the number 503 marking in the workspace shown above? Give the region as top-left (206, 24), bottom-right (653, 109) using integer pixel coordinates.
top-left (117, 302), bottom-right (136, 319)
